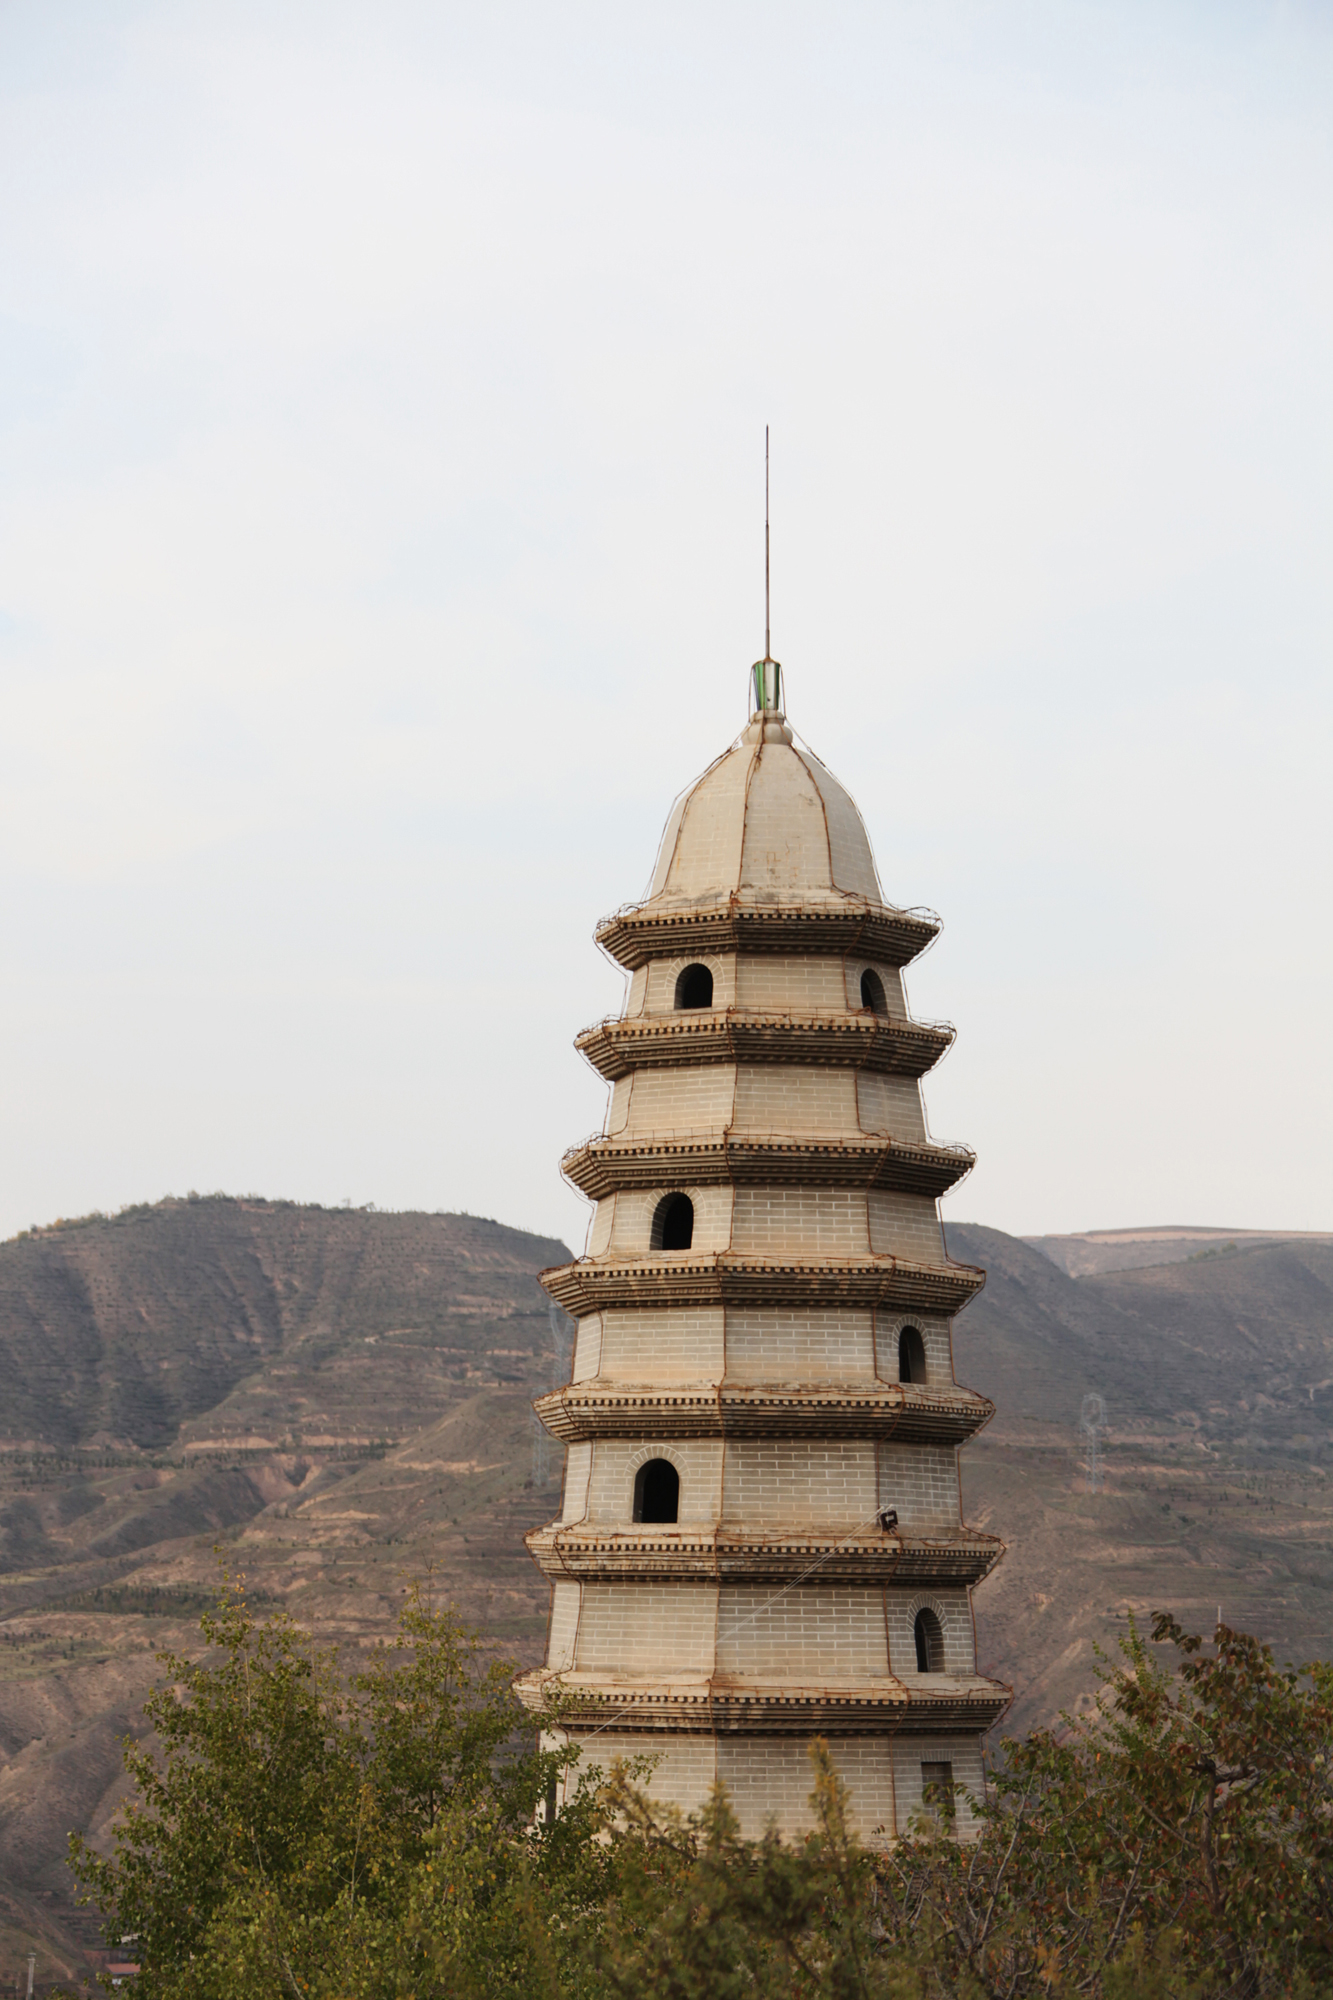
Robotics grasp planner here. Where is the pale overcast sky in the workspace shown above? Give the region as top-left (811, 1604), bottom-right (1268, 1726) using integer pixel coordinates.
top-left (1, 2), bottom-right (1330, 1252)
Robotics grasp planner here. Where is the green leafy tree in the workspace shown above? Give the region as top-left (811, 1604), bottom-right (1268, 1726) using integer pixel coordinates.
top-left (879, 1614), bottom-right (1333, 1997)
top-left (69, 1570), bottom-right (605, 1998)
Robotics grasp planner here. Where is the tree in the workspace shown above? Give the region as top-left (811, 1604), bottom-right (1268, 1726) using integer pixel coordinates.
top-left (72, 1593), bottom-right (1333, 1998)
top-left (69, 1570), bottom-right (605, 1998)
top-left (878, 1614), bottom-right (1333, 1997)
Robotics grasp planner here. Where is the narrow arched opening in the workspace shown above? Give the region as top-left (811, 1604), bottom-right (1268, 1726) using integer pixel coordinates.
top-left (675, 963), bottom-right (714, 1010)
top-left (898, 1324), bottom-right (927, 1385)
top-left (633, 1458), bottom-right (680, 1523)
top-left (651, 1193), bottom-right (694, 1251)
top-left (860, 968), bottom-right (888, 1015)
top-left (920, 1759), bottom-right (955, 1827)
top-left (914, 1607), bottom-right (944, 1674)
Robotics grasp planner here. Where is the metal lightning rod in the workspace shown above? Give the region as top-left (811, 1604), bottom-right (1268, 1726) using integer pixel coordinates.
top-left (764, 424), bottom-right (771, 662)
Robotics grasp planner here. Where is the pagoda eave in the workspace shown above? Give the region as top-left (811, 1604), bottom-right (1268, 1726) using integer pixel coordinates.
top-left (514, 1668), bottom-right (1011, 1736)
top-left (532, 1382), bottom-right (994, 1444)
top-left (561, 1134), bottom-right (974, 1199)
top-left (540, 1254), bottom-right (985, 1318)
top-left (595, 900), bottom-right (940, 972)
top-left (575, 1012), bottom-right (955, 1082)
top-left (525, 1526), bottom-right (1004, 1587)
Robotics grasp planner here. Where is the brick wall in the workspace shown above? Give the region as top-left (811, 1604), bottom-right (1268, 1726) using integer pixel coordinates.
top-left (733, 1064), bottom-right (861, 1134)
top-left (621, 1064), bottom-right (738, 1134)
top-left (723, 1306), bottom-right (877, 1382)
top-left (656, 745), bottom-right (750, 898)
top-left (731, 1187), bottom-right (871, 1257)
top-left (856, 1072), bottom-right (928, 1140)
top-left (571, 1313), bottom-right (604, 1381)
top-left (735, 955), bottom-right (851, 1012)
top-left (716, 1584), bottom-right (889, 1675)
top-left (877, 1442), bottom-right (961, 1531)
top-left (718, 1735), bottom-right (897, 1842)
top-left (867, 1190), bottom-right (945, 1262)
top-left (602, 1184), bottom-right (735, 1255)
top-left (561, 1442), bottom-right (592, 1523)
top-left (548, 1582), bottom-right (581, 1669)
top-left (545, 1580), bottom-right (979, 1683)
top-left (722, 1438), bottom-right (879, 1524)
top-left (796, 750), bottom-right (882, 901)
top-left (553, 1731), bottom-right (720, 1817)
top-left (641, 952), bottom-right (735, 1015)
top-left (575, 1581), bottom-right (719, 1671)
top-left (594, 1306), bottom-right (726, 1380)
top-left (571, 1307), bottom-right (956, 1387)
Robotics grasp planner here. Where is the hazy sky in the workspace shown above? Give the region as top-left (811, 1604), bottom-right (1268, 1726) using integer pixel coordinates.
top-left (1, 2), bottom-right (1330, 1254)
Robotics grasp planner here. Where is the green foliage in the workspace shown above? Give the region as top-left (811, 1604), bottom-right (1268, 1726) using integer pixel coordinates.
top-left (879, 1613), bottom-right (1333, 1996)
top-left (69, 1569), bottom-right (602, 1998)
top-left (71, 1594), bottom-right (1333, 1998)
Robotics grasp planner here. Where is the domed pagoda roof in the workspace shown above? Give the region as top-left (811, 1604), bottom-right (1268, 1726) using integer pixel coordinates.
top-left (645, 708), bottom-right (883, 913)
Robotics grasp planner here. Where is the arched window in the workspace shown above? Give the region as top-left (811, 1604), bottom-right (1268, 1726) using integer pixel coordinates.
top-left (860, 968), bottom-right (888, 1015)
top-left (898, 1324), bottom-right (926, 1385)
top-left (914, 1607), bottom-right (944, 1674)
top-left (633, 1458), bottom-right (680, 1523)
top-left (675, 963), bottom-right (714, 1010)
top-left (651, 1193), bottom-right (694, 1251)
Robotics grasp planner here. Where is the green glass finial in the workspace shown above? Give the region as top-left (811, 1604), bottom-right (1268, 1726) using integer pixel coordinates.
top-left (751, 658), bottom-right (782, 714)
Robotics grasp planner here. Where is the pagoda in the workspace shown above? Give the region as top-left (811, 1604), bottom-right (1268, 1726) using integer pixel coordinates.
top-left (515, 656), bottom-right (1008, 1841)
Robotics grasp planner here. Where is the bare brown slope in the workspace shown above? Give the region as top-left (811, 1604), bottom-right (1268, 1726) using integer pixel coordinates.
top-left (0, 1197), bottom-right (572, 1986)
top-left (0, 1196), bottom-right (568, 1452)
top-left (947, 1223), bottom-right (1333, 1739)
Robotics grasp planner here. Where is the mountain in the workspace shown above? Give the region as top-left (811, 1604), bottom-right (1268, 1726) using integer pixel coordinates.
top-left (0, 1198), bottom-right (571, 1986)
top-left (2, 1200), bottom-right (1333, 1985)
top-left (946, 1222), bottom-right (1333, 1736)
top-left (1023, 1224), bottom-right (1333, 1279)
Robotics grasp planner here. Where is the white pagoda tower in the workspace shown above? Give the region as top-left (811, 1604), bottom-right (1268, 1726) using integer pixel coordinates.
top-left (515, 658), bottom-right (1007, 1841)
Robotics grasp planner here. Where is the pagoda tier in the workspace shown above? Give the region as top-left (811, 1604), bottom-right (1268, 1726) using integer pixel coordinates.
top-left (524, 693), bottom-right (1007, 1846)
top-left (576, 1011), bottom-right (955, 1082)
top-left (533, 1380), bottom-right (994, 1444)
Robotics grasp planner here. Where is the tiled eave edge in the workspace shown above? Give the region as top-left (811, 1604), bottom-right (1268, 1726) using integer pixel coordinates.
top-left (595, 902), bottom-right (941, 972)
top-left (540, 1254), bottom-right (986, 1318)
top-left (562, 1134), bottom-right (975, 1200)
top-left (575, 1011), bottom-right (955, 1082)
top-left (513, 1668), bottom-right (1011, 1736)
top-left (532, 1382), bottom-right (994, 1444)
top-left (525, 1525), bottom-right (1003, 1588)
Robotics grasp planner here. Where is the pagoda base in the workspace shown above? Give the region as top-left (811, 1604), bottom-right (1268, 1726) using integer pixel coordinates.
top-left (538, 1721), bottom-right (991, 1845)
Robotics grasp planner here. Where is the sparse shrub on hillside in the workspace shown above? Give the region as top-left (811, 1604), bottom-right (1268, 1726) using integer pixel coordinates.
top-left (70, 1589), bottom-right (1333, 1998)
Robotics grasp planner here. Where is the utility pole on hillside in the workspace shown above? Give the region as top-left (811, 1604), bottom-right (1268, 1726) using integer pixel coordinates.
top-left (532, 1302), bottom-right (574, 1488)
top-left (1080, 1392), bottom-right (1108, 1493)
